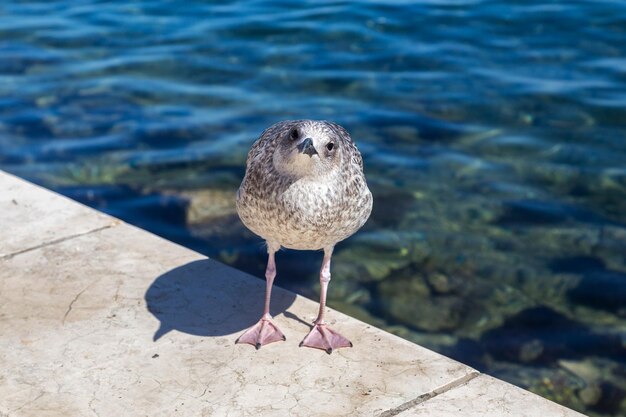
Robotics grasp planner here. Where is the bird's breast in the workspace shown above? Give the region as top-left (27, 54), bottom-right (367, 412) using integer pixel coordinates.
top-left (237, 174), bottom-right (371, 250)
top-left (281, 180), bottom-right (337, 219)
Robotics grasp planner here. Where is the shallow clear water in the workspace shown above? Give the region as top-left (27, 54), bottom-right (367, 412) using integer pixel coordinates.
top-left (2, 1), bottom-right (626, 414)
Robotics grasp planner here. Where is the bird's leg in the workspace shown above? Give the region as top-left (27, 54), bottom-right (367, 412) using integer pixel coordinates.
top-left (236, 245), bottom-right (286, 349)
top-left (300, 247), bottom-right (352, 354)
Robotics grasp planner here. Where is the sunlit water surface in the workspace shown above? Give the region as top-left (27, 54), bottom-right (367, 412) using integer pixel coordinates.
top-left (1, 1), bottom-right (626, 414)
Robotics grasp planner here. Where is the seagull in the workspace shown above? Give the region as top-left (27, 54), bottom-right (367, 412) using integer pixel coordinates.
top-left (235, 120), bottom-right (372, 353)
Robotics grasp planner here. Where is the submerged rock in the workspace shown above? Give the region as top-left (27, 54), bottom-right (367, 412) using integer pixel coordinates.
top-left (333, 230), bottom-right (429, 283)
top-left (425, 271), bottom-right (461, 294)
top-left (579, 384), bottom-right (603, 407)
top-left (181, 189), bottom-right (237, 225)
top-left (519, 339), bottom-right (544, 363)
top-left (486, 361), bottom-right (588, 414)
top-left (173, 188), bottom-right (242, 239)
top-left (568, 268), bottom-right (626, 315)
top-left (378, 273), bottom-right (466, 332)
top-left (559, 358), bottom-right (626, 416)
top-left (480, 307), bottom-right (622, 364)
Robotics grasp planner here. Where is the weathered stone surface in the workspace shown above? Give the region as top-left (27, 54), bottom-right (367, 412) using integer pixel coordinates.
top-left (0, 224), bottom-right (477, 417)
top-left (0, 171), bottom-right (116, 258)
top-left (394, 375), bottom-right (586, 417)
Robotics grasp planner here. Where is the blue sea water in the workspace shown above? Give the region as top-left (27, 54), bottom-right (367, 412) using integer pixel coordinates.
top-left (1, 1), bottom-right (626, 414)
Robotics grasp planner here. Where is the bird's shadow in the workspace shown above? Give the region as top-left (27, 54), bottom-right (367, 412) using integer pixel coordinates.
top-left (145, 259), bottom-right (297, 341)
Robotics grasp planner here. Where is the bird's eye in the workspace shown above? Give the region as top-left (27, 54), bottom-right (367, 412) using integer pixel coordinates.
top-left (326, 142), bottom-right (335, 151)
top-left (289, 127), bottom-right (299, 141)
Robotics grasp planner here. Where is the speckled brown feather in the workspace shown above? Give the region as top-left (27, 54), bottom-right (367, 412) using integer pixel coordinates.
top-left (236, 120), bottom-right (372, 251)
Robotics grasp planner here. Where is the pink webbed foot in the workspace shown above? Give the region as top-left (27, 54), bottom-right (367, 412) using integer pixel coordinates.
top-left (299, 323), bottom-right (352, 354)
top-left (236, 316), bottom-right (286, 349)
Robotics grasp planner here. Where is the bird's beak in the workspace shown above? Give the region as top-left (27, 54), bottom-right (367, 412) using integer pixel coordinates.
top-left (297, 138), bottom-right (318, 157)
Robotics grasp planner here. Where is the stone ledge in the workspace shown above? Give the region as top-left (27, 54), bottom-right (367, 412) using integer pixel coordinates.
top-left (0, 170), bottom-right (585, 417)
top-left (0, 171), bottom-right (117, 259)
top-left (394, 374), bottom-right (583, 417)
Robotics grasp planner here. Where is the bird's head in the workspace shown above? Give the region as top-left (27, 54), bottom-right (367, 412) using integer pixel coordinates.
top-left (272, 120), bottom-right (349, 179)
